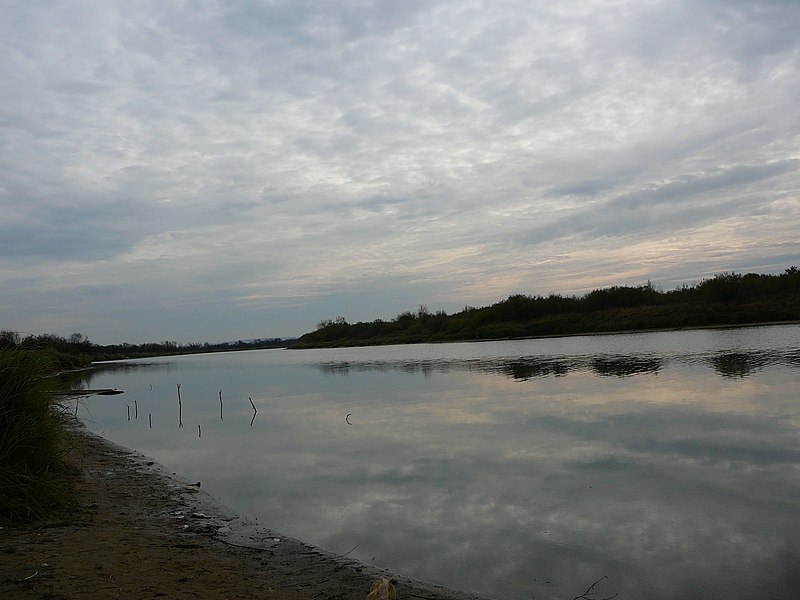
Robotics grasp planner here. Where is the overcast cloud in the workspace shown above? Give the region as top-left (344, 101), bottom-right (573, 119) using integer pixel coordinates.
top-left (1, 0), bottom-right (798, 343)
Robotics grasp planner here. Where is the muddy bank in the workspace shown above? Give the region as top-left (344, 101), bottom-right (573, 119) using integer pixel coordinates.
top-left (1, 423), bottom-right (491, 600)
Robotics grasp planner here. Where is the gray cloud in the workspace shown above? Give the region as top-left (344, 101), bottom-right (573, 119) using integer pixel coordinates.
top-left (1, 0), bottom-right (798, 341)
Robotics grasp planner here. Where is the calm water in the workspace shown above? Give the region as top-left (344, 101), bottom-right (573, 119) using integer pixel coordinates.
top-left (77, 326), bottom-right (800, 600)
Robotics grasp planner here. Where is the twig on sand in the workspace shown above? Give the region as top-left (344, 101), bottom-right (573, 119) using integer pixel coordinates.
top-left (340, 543), bottom-right (359, 557)
top-left (572, 575), bottom-right (617, 600)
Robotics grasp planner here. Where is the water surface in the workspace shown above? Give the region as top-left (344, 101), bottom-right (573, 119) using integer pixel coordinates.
top-left (78, 325), bottom-right (800, 600)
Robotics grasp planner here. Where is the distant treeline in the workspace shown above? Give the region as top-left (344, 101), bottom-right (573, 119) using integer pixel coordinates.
top-left (0, 332), bottom-right (294, 371)
top-left (294, 267), bottom-right (800, 348)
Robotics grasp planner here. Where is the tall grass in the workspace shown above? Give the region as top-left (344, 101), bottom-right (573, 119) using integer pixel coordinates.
top-left (0, 347), bottom-right (72, 522)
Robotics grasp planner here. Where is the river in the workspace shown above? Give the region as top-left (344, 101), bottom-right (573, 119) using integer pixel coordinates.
top-left (78, 325), bottom-right (800, 600)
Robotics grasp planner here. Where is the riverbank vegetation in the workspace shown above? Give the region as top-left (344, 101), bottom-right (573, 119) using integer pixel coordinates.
top-left (295, 267), bottom-right (800, 348)
top-left (0, 343), bottom-right (74, 522)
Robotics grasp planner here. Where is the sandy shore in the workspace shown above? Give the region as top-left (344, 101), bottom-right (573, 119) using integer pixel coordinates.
top-left (1, 423), bottom-right (490, 600)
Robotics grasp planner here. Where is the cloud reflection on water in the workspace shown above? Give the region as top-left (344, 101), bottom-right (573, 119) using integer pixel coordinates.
top-left (81, 328), bottom-right (800, 600)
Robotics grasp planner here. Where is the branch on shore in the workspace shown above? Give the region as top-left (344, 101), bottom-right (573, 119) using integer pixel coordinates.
top-left (572, 575), bottom-right (617, 600)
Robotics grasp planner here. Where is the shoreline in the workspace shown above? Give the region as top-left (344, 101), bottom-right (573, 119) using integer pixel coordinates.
top-left (1, 421), bottom-right (491, 600)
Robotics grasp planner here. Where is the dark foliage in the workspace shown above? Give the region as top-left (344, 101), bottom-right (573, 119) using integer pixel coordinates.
top-left (294, 267), bottom-right (800, 348)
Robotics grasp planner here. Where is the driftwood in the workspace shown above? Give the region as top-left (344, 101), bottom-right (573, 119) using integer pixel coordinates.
top-left (49, 388), bottom-right (123, 396)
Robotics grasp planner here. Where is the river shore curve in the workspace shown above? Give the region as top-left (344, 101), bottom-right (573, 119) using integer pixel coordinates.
top-left (1, 423), bottom-right (491, 600)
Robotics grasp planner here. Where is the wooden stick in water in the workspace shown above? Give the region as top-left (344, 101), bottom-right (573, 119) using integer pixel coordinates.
top-left (177, 383), bottom-right (183, 428)
top-left (249, 396), bottom-right (257, 426)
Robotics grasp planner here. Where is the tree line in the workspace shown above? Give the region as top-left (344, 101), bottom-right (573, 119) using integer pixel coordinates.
top-left (0, 331), bottom-right (294, 371)
top-left (295, 267), bottom-right (800, 347)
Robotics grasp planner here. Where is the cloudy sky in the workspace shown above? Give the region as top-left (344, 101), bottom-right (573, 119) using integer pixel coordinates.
top-left (2, 1), bottom-right (798, 344)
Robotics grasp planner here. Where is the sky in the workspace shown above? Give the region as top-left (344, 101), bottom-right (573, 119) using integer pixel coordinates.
top-left (1, 0), bottom-right (799, 344)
